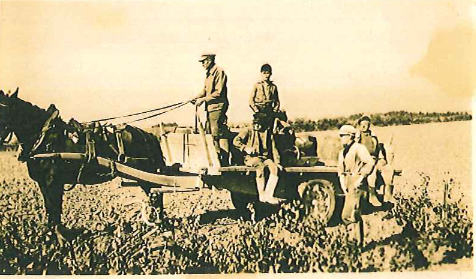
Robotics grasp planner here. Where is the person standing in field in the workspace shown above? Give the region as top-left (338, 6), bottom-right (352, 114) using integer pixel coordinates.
top-left (233, 113), bottom-right (283, 204)
top-left (192, 53), bottom-right (230, 162)
top-left (249, 64), bottom-right (280, 115)
top-left (338, 125), bottom-right (376, 245)
top-left (356, 115), bottom-right (396, 204)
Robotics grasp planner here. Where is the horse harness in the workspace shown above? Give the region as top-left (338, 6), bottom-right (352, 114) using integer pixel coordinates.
top-left (17, 104), bottom-right (61, 161)
top-left (21, 106), bottom-right (133, 190)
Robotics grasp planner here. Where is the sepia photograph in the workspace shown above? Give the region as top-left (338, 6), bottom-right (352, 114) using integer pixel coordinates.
top-left (0, 0), bottom-right (473, 276)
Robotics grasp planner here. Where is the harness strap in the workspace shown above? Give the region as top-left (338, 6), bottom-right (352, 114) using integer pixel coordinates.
top-left (67, 125), bottom-right (117, 191)
top-left (64, 164), bottom-right (85, 192)
top-left (86, 101), bottom-right (188, 124)
top-left (121, 101), bottom-right (189, 125)
top-left (115, 128), bottom-right (126, 162)
top-left (19, 108), bottom-right (60, 161)
top-left (85, 130), bottom-right (96, 163)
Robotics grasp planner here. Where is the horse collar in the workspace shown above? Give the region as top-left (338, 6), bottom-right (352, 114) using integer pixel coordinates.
top-left (19, 108), bottom-right (60, 161)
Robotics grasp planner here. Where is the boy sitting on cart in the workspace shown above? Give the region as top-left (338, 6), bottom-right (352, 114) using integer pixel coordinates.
top-left (233, 112), bottom-right (284, 204)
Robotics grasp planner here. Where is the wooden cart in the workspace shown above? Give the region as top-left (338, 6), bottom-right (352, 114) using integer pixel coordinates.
top-left (32, 123), bottom-right (401, 225)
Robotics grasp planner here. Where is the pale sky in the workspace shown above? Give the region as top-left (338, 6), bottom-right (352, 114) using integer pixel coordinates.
top-left (0, 0), bottom-right (474, 127)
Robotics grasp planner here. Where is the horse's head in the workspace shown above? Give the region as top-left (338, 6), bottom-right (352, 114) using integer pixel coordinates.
top-left (0, 88), bottom-right (19, 145)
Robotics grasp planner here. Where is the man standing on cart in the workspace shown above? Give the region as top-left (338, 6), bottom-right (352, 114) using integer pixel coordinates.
top-left (191, 53), bottom-right (230, 162)
top-left (233, 112), bottom-right (283, 204)
top-left (338, 125), bottom-right (376, 245)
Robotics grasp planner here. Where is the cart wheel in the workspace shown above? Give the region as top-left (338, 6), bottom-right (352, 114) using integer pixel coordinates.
top-left (230, 191), bottom-right (256, 211)
top-left (298, 179), bottom-right (336, 225)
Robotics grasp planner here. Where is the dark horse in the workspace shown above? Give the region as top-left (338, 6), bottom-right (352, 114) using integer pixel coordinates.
top-left (0, 88), bottom-right (166, 237)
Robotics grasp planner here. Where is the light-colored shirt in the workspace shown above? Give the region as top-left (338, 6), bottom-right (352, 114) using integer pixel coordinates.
top-left (356, 130), bottom-right (389, 164)
top-left (356, 130), bottom-right (378, 157)
top-left (197, 64), bottom-right (228, 112)
top-left (337, 142), bottom-right (375, 177)
top-left (249, 80), bottom-right (280, 112)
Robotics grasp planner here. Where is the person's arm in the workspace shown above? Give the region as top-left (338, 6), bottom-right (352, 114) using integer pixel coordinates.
top-left (357, 144), bottom-right (376, 177)
top-left (195, 68), bottom-right (227, 106)
top-left (190, 81), bottom-right (207, 105)
top-left (337, 151), bottom-right (347, 194)
top-left (370, 132), bottom-right (386, 162)
top-left (249, 84), bottom-right (259, 113)
top-left (189, 87), bottom-right (206, 104)
top-left (233, 129), bottom-right (250, 152)
top-left (337, 150), bottom-right (344, 175)
top-left (196, 88), bottom-right (206, 99)
top-left (204, 69), bottom-right (227, 102)
top-left (273, 85), bottom-right (280, 111)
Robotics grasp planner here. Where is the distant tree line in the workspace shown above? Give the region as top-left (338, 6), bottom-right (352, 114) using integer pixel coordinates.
top-left (150, 111), bottom-right (472, 133)
top-left (289, 111), bottom-right (472, 132)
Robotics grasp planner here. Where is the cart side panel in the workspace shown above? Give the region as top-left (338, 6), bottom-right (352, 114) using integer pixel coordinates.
top-left (315, 133), bottom-right (341, 165)
top-left (160, 133), bottom-right (218, 169)
top-left (205, 169), bottom-right (341, 199)
top-left (204, 171), bottom-right (258, 196)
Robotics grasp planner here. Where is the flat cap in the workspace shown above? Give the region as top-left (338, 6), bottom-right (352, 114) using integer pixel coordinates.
top-left (260, 63), bottom-right (272, 72)
top-left (357, 115), bottom-right (371, 124)
top-left (199, 54), bottom-right (216, 62)
top-left (339, 125), bottom-right (357, 135)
